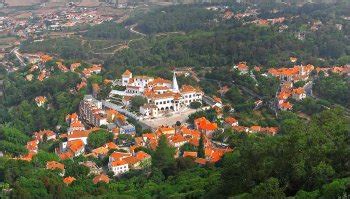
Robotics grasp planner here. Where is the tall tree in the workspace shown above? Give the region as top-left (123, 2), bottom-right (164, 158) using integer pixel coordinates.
top-left (197, 133), bottom-right (205, 158)
top-left (152, 135), bottom-right (175, 171)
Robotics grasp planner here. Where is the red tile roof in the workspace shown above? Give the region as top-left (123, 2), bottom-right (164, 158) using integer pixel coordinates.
top-left (194, 117), bottom-right (218, 132)
top-left (183, 151), bottom-right (198, 158)
top-left (93, 174), bottom-right (110, 184)
top-left (46, 161), bottom-right (64, 171)
top-left (63, 176), bottom-right (76, 185)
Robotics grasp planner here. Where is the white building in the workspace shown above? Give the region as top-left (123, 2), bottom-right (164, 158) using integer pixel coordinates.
top-left (79, 95), bottom-right (108, 127)
top-left (109, 160), bottom-right (129, 176)
top-left (115, 70), bottom-right (203, 118)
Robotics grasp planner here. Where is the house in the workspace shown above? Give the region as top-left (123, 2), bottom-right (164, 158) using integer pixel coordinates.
top-left (46, 161), bottom-right (65, 176)
top-left (292, 87), bottom-right (306, 100)
top-left (195, 158), bottom-right (207, 166)
top-left (170, 134), bottom-right (187, 148)
top-left (205, 147), bottom-right (232, 163)
top-left (135, 151), bottom-right (151, 168)
top-left (56, 62), bottom-right (69, 72)
top-left (140, 104), bottom-right (159, 117)
top-left (194, 117), bottom-right (218, 137)
top-left (109, 160), bottom-right (129, 176)
top-left (35, 96), bottom-right (47, 107)
top-left (93, 174), bottom-right (110, 184)
top-left (183, 151), bottom-right (198, 159)
top-left (91, 142), bottom-right (118, 158)
top-left (66, 113), bottom-right (79, 124)
top-left (70, 63), bottom-right (81, 72)
top-left (26, 140), bottom-right (39, 153)
top-left (109, 151), bottom-right (132, 162)
top-left (68, 120), bottom-right (85, 133)
top-left (67, 130), bottom-right (90, 145)
top-left (156, 126), bottom-right (175, 135)
top-left (40, 54), bottom-right (53, 63)
top-left (63, 176), bottom-right (76, 185)
top-left (249, 125), bottom-right (262, 133)
top-left (59, 139), bottom-right (85, 159)
top-left (224, 117), bottom-right (239, 127)
top-left (279, 101), bottom-right (293, 111)
top-left (34, 130), bottom-right (56, 142)
top-left (80, 161), bottom-right (103, 175)
top-left (261, 127), bottom-right (279, 136)
top-left (232, 126), bottom-right (249, 133)
top-left (234, 62), bottom-right (249, 74)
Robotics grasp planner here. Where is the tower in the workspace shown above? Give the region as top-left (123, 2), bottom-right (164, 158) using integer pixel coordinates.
top-left (172, 71), bottom-right (179, 93)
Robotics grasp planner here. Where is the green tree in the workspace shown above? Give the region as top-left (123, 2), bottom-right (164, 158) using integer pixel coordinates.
top-left (197, 133), bottom-right (205, 158)
top-left (251, 178), bottom-right (285, 199)
top-left (130, 96), bottom-right (147, 112)
top-left (152, 135), bottom-right (176, 174)
top-left (87, 129), bottom-right (114, 149)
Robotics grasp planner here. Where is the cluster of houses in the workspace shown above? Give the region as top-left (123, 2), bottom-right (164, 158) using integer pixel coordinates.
top-left (233, 60), bottom-right (350, 111)
top-left (46, 159), bottom-right (111, 185)
top-left (224, 116), bottom-right (278, 136)
top-left (30, 55), bottom-right (103, 108)
top-left (268, 64), bottom-right (314, 110)
top-left (0, 7), bottom-right (112, 41)
top-left (112, 70), bottom-right (204, 118)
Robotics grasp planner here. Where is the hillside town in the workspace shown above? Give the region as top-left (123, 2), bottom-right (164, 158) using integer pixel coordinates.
top-left (11, 51), bottom-right (350, 186)
top-left (0, 1), bottom-right (349, 198)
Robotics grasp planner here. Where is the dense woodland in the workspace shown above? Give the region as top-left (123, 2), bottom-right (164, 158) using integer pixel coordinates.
top-left (20, 2), bottom-right (350, 69)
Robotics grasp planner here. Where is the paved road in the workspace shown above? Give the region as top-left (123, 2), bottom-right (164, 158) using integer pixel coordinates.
top-left (129, 24), bottom-right (146, 37)
top-left (11, 47), bottom-right (26, 67)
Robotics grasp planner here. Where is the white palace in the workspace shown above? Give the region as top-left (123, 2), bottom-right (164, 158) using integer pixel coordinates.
top-left (113, 70), bottom-right (203, 118)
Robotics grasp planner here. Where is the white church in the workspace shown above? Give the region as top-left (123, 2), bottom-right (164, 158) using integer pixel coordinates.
top-left (117, 70), bottom-right (203, 118)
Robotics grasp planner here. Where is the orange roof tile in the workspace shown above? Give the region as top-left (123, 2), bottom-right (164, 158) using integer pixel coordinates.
top-left (68, 130), bottom-right (90, 139)
top-left (195, 158), bottom-right (206, 165)
top-left (123, 156), bottom-right (140, 165)
top-left (280, 101), bottom-right (293, 110)
top-left (93, 174), bottom-right (110, 184)
top-left (194, 117), bottom-right (218, 131)
top-left (224, 117), bottom-right (238, 125)
top-left (105, 142), bottom-right (118, 150)
top-left (250, 125), bottom-right (262, 132)
top-left (110, 160), bottom-right (128, 167)
top-left (59, 151), bottom-right (74, 160)
top-left (46, 161), bottom-right (64, 171)
top-left (171, 134), bottom-right (187, 144)
top-left (292, 87), bottom-right (305, 95)
top-left (67, 140), bottom-right (84, 153)
top-left (110, 152), bottom-right (131, 161)
top-left (135, 151), bottom-right (151, 160)
top-left (63, 176), bottom-right (76, 185)
top-left (183, 151), bottom-right (197, 158)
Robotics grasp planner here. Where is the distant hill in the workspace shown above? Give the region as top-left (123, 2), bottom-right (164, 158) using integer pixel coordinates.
top-left (3, 0), bottom-right (83, 7)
